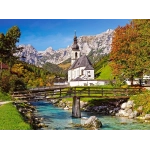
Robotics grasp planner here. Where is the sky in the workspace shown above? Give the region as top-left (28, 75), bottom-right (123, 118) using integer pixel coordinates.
top-left (0, 19), bottom-right (131, 51)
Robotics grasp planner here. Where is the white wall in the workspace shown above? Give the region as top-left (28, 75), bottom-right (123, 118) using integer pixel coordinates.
top-left (69, 80), bottom-right (106, 86)
top-left (71, 51), bottom-right (81, 65)
top-left (126, 81), bottom-right (139, 85)
top-left (68, 67), bottom-right (94, 82)
top-left (84, 70), bottom-right (94, 80)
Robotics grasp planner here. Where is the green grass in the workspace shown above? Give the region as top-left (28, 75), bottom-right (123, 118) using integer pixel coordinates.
top-left (96, 64), bottom-right (113, 80)
top-left (0, 91), bottom-right (12, 101)
top-left (0, 103), bottom-right (32, 130)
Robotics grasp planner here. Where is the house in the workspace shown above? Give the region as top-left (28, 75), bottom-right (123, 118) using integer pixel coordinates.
top-left (68, 33), bottom-right (108, 86)
top-left (0, 62), bottom-right (9, 70)
top-left (53, 76), bottom-right (68, 86)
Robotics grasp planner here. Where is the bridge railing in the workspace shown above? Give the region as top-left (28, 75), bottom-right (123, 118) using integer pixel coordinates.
top-left (45, 86), bottom-right (142, 99)
top-left (11, 86), bottom-right (142, 100)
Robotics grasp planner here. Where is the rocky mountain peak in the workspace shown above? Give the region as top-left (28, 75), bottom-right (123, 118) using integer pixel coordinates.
top-left (17, 29), bottom-right (114, 66)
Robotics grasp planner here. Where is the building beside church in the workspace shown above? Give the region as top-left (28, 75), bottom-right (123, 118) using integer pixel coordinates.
top-left (68, 33), bottom-right (108, 86)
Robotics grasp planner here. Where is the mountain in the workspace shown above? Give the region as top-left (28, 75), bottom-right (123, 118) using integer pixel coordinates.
top-left (17, 29), bottom-right (114, 66)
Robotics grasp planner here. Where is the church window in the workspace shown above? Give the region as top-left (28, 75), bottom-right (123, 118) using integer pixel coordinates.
top-left (75, 52), bottom-right (78, 59)
top-left (81, 69), bottom-right (84, 75)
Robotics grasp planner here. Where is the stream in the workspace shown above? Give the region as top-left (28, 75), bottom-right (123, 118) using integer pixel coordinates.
top-left (31, 100), bottom-right (150, 130)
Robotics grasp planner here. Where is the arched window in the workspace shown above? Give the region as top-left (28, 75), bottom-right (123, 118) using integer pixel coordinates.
top-left (81, 69), bottom-right (84, 75)
top-left (75, 52), bottom-right (78, 59)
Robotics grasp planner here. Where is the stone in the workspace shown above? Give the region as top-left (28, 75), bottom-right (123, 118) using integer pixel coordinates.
top-left (145, 114), bottom-right (150, 120)
top-left (126, 109), bottom-right (133, 115)
top-left (137, 106), bottom-right (143, 114)
top-left (124, 112), bottom-right (129, 117)
top-left (80, 101), bottom-right (85, 109)
top-left (64, 106), bottom-right (69, 110)
top-left (84, 116), bottom-right (102, 129)
top-left (145, 120), bottom-right (150, 123)
top-left (133, 110), bottom-right (138, 117)
top-left (128, 113), bottom-right (135, 119)
top-left (124, 107), bottom-right (130, 112)
top-left (126, 101), bottom-right (133, 108)
top-left (121, 102), bottom-right (127, 110)
top-left (118, 109), bottom-right (126, 116)
top-left (26, 112), bottom-right (32, 119)
top-left (115, 113), bottom-right (120, 117)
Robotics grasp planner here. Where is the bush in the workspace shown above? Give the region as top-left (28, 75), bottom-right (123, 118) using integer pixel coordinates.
top-left (0, 70), bottom-right (26, 92)
top-left (129, 90), bottom-right (150, 115)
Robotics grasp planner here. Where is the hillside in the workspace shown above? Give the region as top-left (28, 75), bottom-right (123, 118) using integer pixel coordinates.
top-left (96, 64), bottom-right (113, 80)
top-left (94, 54), bottom-right (111, 79)
top-left (43, 62), bottom-right (67, 76)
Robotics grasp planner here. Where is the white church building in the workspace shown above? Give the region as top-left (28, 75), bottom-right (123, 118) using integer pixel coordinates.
top-left (68, 33), bottom-right (108, 86)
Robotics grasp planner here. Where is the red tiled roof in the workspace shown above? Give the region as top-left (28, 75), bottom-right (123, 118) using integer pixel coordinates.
top-left (0, 62), bottom-right (9, 69)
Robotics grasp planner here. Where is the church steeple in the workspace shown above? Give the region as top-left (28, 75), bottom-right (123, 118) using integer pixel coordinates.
top-left (71, 31), bottom-right (80, 65)
top-left (72, 31), bottom-right (79, 51)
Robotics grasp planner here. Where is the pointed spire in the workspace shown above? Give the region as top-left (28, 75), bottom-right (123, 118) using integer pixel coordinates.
top-left (72, 31), bottom-right (79, 51)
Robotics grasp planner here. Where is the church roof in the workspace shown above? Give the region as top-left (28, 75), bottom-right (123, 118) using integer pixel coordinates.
top-left (69, 54), bottom-right (94, 70)
top-left (72, 77), bottom-right (84, 81)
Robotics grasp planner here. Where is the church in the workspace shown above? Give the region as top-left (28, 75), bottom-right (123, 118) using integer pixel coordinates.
top-left (68, 33), bottom-right (104, 86)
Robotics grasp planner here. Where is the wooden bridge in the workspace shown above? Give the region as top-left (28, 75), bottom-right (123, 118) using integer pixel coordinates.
top-left (12, 86), bottom-right (142, 100)
top-left (11, 86), bottom-right (142, 118)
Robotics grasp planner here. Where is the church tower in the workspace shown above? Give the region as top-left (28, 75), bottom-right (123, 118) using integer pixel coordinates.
top-left (71, 32), bottom-right (80, 65)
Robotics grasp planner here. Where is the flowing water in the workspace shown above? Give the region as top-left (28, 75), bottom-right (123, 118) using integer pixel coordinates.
top-left (31, 100), bottom-right (150, 130)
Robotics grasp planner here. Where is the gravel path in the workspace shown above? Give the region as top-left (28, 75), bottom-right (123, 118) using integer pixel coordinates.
top-left (0, 101), bottom-right (12, 106)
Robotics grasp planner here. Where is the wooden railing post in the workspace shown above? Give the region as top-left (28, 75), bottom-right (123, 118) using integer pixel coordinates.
top-left (74, 87), bottom-right (76, 96)
top-left (88, 87), bottom-right (90, 96)
top-left (60, 88), bottom-right (61, 97)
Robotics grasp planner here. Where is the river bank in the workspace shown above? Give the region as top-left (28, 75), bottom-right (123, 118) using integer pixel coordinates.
top-left (47, 96), bottom-right (150, 125)
top-left (48, 98), bottom-right (128, 116)
top-left (13, 101), bottom-right (48, 129)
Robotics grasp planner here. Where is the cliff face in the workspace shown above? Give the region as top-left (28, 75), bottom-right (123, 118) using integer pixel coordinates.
top-left (17, 29), bottom-right (114, 66)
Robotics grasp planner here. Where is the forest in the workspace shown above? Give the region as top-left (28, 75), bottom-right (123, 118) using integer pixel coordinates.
top-left (0, 26), bottom-right (56, 93)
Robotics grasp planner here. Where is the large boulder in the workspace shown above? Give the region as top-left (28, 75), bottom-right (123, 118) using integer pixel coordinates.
top-left (121, 102), bottom-right (127, 110)
top-left (128, 110), bottom-right (140, 119)
top-left (80, 101), bottom-right (86, 108)
top-left (118, 109), bottom-right (126, 116)
top-left (84, 116), bottom-right (102, 129)
top-left (144, 114), bottom-right (150, 120)
top-left (126, 109), bottom-right (133, 115)
top-left (126, 101), bottom-right (134, 109)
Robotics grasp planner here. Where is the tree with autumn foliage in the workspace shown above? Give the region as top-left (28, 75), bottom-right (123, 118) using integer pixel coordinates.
top-left (110, 19), bottom-right (150, 85)
top-left (0, 26), bottom-right (23, 68)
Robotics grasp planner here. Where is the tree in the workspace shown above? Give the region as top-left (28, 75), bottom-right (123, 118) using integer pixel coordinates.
top-left (110, 19), bottom-right (150, 85)
top-left (0, 26), bottom-right (22, 68)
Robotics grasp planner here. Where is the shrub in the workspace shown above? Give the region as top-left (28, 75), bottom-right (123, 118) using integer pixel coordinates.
top-left (129, 90), bottom-right (150, 115)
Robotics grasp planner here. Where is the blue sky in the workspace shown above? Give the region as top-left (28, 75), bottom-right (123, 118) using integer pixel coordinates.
top-left (0, 19), bottom-right (130, 51)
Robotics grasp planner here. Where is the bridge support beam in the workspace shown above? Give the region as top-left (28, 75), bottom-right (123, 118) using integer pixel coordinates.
top-left (72, 96), bottom-right (81, 118)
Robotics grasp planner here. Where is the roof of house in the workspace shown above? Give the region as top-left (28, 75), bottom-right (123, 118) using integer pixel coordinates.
top-left (0, 62), bottom-right (9, 69)
top-left (69, 54), bottom-right (94, 70)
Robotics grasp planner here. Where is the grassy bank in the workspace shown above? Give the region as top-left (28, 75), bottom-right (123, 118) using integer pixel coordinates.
top-left (0, 103), bottom-right (32, 130)
top-left (0, 91), bottom-right (12, 101)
